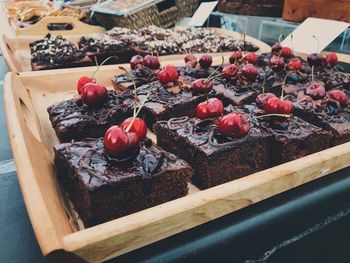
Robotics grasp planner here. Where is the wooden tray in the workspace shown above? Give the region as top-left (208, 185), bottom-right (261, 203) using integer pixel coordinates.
top-left (0, 28), bottom-right (271, 72)
top-left (4, 65), bottom-right (350, 262)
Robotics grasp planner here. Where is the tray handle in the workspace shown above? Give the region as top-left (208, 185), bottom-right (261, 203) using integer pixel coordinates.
top-left (15, 16), bottom-right (103, 36)
top-left (0, 34), bottom-right (21, 72)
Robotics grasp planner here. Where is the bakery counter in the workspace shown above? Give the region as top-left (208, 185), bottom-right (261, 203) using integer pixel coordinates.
top-left (1, 55), bottom-right (350, 262)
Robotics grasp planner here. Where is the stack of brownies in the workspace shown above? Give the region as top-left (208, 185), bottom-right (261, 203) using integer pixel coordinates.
top-left (48, 43), bottom-right (350, 227)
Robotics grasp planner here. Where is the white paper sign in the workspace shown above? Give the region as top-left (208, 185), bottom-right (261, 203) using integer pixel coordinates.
top-left (188, 1), bottom-right (218, 27)
top-left (281, 17), bottom-right (349, 54)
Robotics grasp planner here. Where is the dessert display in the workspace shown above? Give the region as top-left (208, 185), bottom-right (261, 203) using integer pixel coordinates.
top-left (30, 34), bottom-right (92, 70)
top-left (29, 26), bottom-right (260, 71)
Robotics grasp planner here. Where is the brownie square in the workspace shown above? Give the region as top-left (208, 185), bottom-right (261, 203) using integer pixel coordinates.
top-left (47, 90), bottom-right (137, 142)
top-left (136, 77), bottom-right (210, 130)
top-left (242, 105), bottom-right (333, 165)
top-left (54, 138), bottom-right (193, 227)
top-left (155, 115), bottom-right (272, 189)
top-left (112, 67), bottom-right (157, 91)
top-left (30, 34), bottom-right (92, 71)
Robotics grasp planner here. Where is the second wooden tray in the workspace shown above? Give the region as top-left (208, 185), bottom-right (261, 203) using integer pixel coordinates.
top-left (4, 64), bottom-right (350, 262)
top-left (0, 28), bottom-right (271, 72)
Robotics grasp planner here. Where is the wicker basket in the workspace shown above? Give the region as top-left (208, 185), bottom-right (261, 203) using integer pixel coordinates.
top-left (93, 0), bottom-right (198, 30)
top-left (218, 0), bottom-right (284, 17)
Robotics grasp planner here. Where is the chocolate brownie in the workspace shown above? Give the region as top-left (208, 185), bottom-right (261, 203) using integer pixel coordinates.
top-left (136, 77), bottom-right (211, 130)
top-left (242, 105), bottom-right (333, 165)
top-left (112, 66), bottom-right (157, 91)
top-left (30, 34), bottom-right (92, 71)
top-left (78, 34), bottom-right (133, 64)
top-left (155, 113), bottom-right (272, 189)
top-left (47, 90), bottom-right (137, 142)
top-left (54, 138), bottom-right (193, 227)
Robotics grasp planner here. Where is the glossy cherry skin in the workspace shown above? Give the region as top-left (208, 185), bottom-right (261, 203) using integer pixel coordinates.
top-left (104, 126), bottom-right (139, 159)
top-left (280, 47), bottom-right (292, 58)
top-left (307, 53), bottom-right (323, 67)
top-left (222, 64), bottom-right (239, 80)
top-left (82, 83), bottom-right (107, 107)
top-left (192, 78), bottom-right (213, 93)
top-left (264, 97), bottom-right (293, 114)
top-left (199, 54), bottom-right (213, 68)
top-left (229, 51), bottom-right (243, 64)
top-left (245, 53), bottom-right (257, 65)
top-left (130, 55), bottom-right (144, 70)
top-left (77, 76), bottom-right (96, 95)
top-left (120, 117), bottom-right (147, 141)
top-left (269, 56), bottom-right (285, 71)
top-left (196, 98), bottom-right (224, 119)
top-left (255, 93), bottom-right (277, 109)
top-left (157, 65), bottom-right (179, 84)
top-left (326, 52), bottom-right (338, 67)
top-left (241, 64), bottom-right (258, 81)
top-left (328, 90), bottom-right (348, 106)
top-left (305, 82), bottom-right (326, 100)
top-left (271, 43), bottom-right (282, 54)
top-left (287, 58), bottom-right (302, 71)
top-left (144, 55), bottom-right (160, 70)
top-left (218, 112), bottom-right (251, 138)
top-left (184, 53), bottom-right (197, 64)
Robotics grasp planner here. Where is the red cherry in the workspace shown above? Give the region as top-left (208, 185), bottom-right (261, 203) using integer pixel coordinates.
top-left (157, 65), bottom-right (179, 84)
top-left (255, 93), bottom-right (277, 109)
top-left (199, 54), bottom-right (213, 68)
top-left (229, 51), bottom-right (243, 64)
top-left (82, 83), bottom-right (107, 107)
top-left (241, 64), bottom-right (258, 81)
top-left (222, 64), bottom-right (239, 80)
top-left (130, 55), bottom-right (144, 70)
top-left (120, 117), bottom-right (147, 141)
top-left (264, 97), bottom-right (293, 114)
top-left (287, 58), bottom-right (302, 71)
top-left (218, 112), bottom-right (251, 138)
top-left (196, 98), bottom-right (224, 120)
top-left (144, 55), bottom-right (160, 70)
top-left (192, 78), bottom-right (213, 93)
top-left (184, 53), bottom-right (197, 64)
top-left (307, 53), bottom-right (324, 67)
top-left (104, 126), bottom-right (139, 159)
top-left (280, 47), bottom-right (292, 58)
top-left (271, 43), bottom-right (282, 54)
top-left (305, 82), bottom-right (326, 100)
top-left (326, 52), bottom-right (338, 67)
top-left (77, 76), bottom-right (96, 95)
top-left (269, 56), bottom-right (285, 71)
top-left (328, 90), bottom-right (348, 106)
top-left (245, 53), bottom-right (257, 65)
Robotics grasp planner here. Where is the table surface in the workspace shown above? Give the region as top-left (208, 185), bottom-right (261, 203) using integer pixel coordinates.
top-left (1, 52), bottom-right (350, 263)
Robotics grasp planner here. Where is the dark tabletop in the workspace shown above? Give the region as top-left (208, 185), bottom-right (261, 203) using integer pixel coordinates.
top-left (1, 55), bottom-right (350, 263)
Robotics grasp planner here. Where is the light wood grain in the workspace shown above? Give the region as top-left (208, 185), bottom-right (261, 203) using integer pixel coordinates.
top-left (0, 28), bottom-right (271, 72)
top-left (4, 62), bottom-right (350, 262)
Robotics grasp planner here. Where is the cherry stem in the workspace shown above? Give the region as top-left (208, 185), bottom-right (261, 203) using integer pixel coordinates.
top-left (125, 91), bottom-right (150, 133)
top-left (281, 71), bottom-right (293, 99)
top-left (256, 113), bottom-right (291, 119)
top-left (91, 56), bottom-right (119, 79)
top-left (312, 35), bottom-right (319, 53)
top-left (205, 56), bottom-right (224, 82)
top-left (291, 34), bottom-right (295, 55)
top-left (119, 66), bottom-right (138, 116)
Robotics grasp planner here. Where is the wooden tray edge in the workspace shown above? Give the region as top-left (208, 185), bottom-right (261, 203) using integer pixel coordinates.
top-left (0, 34), bottom-right (18, 71)
top-left (3, 72), bottom-right (65, 255)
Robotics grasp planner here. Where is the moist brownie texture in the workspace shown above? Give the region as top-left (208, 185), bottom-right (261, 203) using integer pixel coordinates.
top-left (47, 90), bottom-right (137, 142)
top-left (155, 115), bottom-right (271, 189)
top-left (54, 138), bottom-right (192, 227)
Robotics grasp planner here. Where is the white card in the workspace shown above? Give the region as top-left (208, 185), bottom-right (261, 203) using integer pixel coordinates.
top-left (188, 1), bottom-right (219, 27)
top-left (281, 17), bottom-right (349, 54)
